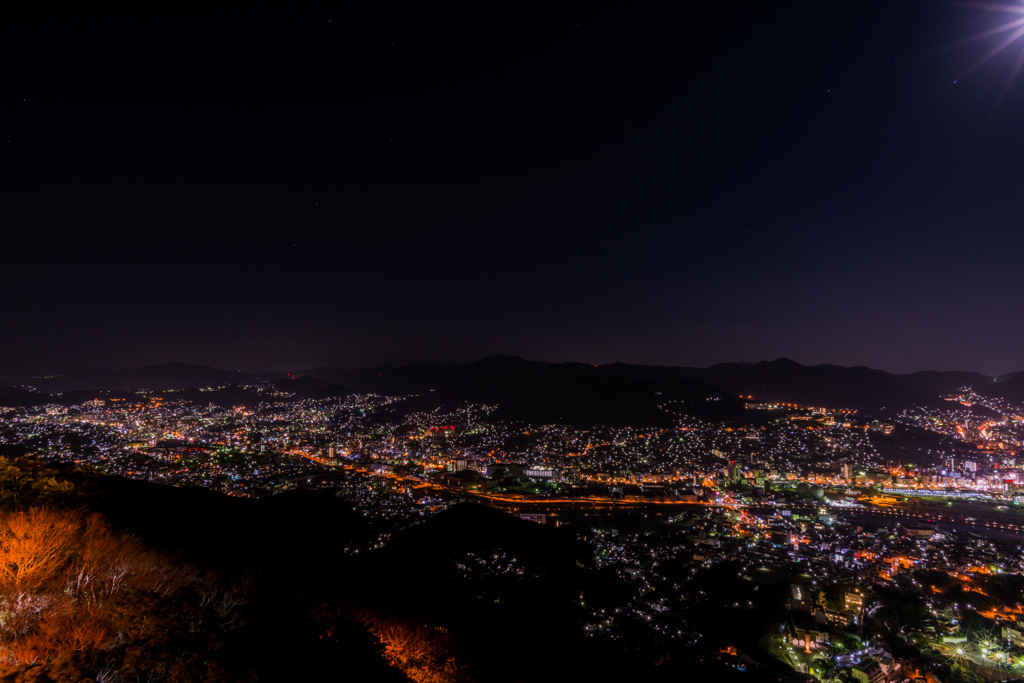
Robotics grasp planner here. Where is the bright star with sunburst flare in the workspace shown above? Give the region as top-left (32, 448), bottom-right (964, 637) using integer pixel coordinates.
top-left (959, 2), bottom-right (1024, 98)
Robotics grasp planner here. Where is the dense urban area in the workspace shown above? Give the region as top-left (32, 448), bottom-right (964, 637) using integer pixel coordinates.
top-left (2, 371), bottom-right (1024, 683)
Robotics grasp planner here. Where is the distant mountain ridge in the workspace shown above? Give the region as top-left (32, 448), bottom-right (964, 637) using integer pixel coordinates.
top-left (633, 358), bottom-right (973, 412)
top-left (3, 357), bottom-right (1020, 416)
top-left (381, 364), bottom-right (734, 427)
top-left (4, 363), bottom-right (259, 393)
top-left (588, 359), bottom-right (996, 412)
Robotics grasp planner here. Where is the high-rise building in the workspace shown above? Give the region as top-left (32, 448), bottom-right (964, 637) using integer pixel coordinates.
top-left (454, 456), bottom-right (476, 471)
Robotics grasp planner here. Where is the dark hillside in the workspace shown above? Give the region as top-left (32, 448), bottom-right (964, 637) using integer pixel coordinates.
top-left (696, 358), bottom-right (947, 412)
top-left (0, 460), bottom-right (406, 682)
top-left (370, 501), bottom-right (586, 569)
top-left (350, 503), bottom-right (649, 683)
top-left (272, 375), bottom-right (355, 399)
top-left (599, 358), bottom-right (955, 412)
top-left (0, 386), bottom-right (55, 407)
top-left (897, 370), bottom-right (995, 396)
top-left (94, 477), bottom-right (376, 573)
top-left (382, 364), bottom-right (732, 426)
top-left (982, 369), bottom-right (1024, 402)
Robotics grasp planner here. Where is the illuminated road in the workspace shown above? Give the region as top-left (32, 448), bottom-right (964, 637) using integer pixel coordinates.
top-left (284, 454), bottom-right (1024, 534)
top-left (414, 485), bottom-right (725, 512)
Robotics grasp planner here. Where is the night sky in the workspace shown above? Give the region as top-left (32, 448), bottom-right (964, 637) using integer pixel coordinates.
top-left (4, 2), bottom-right (1024, 376)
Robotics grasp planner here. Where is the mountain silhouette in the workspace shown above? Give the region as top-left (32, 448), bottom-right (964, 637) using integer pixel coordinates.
top-left (982, 369), bottom-right (1024, 402)
top-left (383, 363), bottom-right (733, 426)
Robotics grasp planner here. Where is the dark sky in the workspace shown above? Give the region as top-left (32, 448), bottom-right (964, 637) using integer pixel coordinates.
top-left (4, 2), bottom-right (1024, 376)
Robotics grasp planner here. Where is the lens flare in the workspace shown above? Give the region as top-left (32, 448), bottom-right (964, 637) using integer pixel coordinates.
top-left (958, 2), bottom-right (1024, 100)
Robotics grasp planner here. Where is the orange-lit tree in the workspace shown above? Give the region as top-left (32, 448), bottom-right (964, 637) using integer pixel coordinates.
top-left (0, 505), bottom-right (249, 681)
